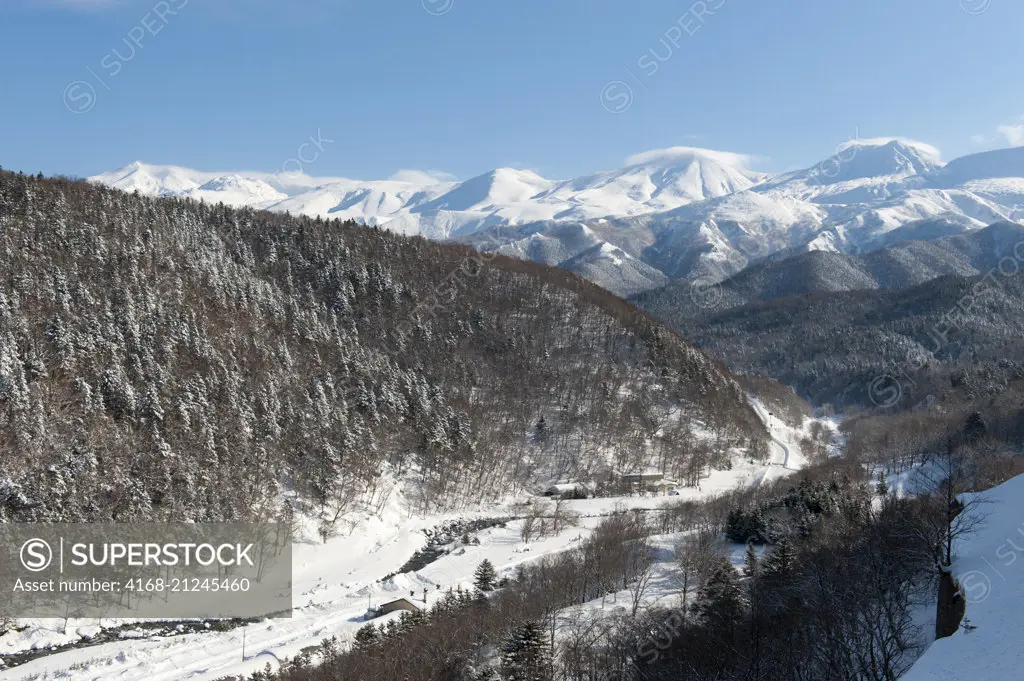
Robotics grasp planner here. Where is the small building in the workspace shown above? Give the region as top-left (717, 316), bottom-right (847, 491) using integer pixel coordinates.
top-left (616, 471), bottom-right (678, 495)
top-left (373, 597), bottom-right (423, 618)
top-left (647, 479), bottom-right (679, 495)
top-left (618, 471), bottom-right (665, 487)
top-left (544, 482), bottom-right (589, 498)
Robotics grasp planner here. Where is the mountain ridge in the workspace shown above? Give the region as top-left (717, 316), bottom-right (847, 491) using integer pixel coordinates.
top-left (93, 147), bottom-right (761, 241)
top-left (92, 142), bottom-right (1024, 297)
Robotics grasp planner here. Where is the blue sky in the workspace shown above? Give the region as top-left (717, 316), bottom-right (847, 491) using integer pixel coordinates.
top-left (1, 0), bottom-right (1023, 180)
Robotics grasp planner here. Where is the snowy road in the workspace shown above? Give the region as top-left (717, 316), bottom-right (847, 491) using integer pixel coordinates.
top-left (772, 433), bottom-right (791, 469)
top-left (748, 399), bottom-right (798, 489)
top-left (0, 398), bottom-right (822, 681)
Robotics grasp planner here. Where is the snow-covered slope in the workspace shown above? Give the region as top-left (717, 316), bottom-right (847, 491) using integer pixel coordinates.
top-left (935, 146), bottom-right (1024, 184)
top-left (557, 242), bottom-right (669, 298)
top-left (902, 472), bottom-right (1024, 681)
top-left (532, 140), bottom-right (1024, 287)
top-left (633, 139), bottom-right (1012, 279)
top-left (537, 147), bottom-right (766, 218)
top-left (488, 223), bottom-right (607, 266)
top-left (91, 162), bottom-right (459, 231)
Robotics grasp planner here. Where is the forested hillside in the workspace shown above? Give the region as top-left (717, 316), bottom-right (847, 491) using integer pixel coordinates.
top-left (631, 224), bottom-right (1024, 411)
top-left (636, 272), bottom-right (1024, 410)
top-left (0, 171), bottom-right (765, 526)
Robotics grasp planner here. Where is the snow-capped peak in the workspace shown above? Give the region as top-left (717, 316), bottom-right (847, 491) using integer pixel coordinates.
top-left (812, 138), bottom-right (945, 183)
top-left (535, 146), bottom-right (767, 219)
top-left (423, 168), bottom-right (554, 212)
top-left (92, 161), bottom-right (202, 196)
top-left (836, 137), bottom-right (942, 162)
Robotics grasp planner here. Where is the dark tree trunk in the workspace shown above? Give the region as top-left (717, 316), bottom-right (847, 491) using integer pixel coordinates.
top-left (935, 570), bottom-right (966, 639)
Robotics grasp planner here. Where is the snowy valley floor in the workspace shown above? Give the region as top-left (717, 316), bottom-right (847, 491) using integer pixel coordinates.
top-left (0, 405), bottom-right (814, 681)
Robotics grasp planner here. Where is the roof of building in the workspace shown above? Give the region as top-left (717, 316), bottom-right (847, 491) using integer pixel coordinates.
top-left (617, 470), bottom-right (665, 479)
top-left (546, 482), bottom-right (585, 491)
top-left (378, 597), bottom-right (423, 610)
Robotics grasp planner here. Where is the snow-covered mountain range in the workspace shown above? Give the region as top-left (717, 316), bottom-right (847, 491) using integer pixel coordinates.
top-left (93, 147), bottom-right (762, 239)
top-left (92, 140), bottom-right (1024, 297)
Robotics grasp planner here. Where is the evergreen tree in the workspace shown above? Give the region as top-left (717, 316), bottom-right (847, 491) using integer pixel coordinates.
top-left (743, 542), bottom-right (759, 579)
top-left (501, 621), bottom-right (551, 681)
top-left (875, 470), bottom-right (890, 497)
top-left (353, 623), bottom-right (380, 651)
top-left (434, 588), bottom-right (462, 615)
top-left (473, 558), bottom-right (498, 592)
top-left (964, 411), bottom-right (987, 443)
top-left (761, 536), bottom-right (797, 578)
top-left (533, 415), bottom-right (548, 444)
top-left (695, 557), bottom-right (748, 636)
top-left (796, 506), bottom-right (815, 538)
top-left (726, 506), bottom-right (768, 544)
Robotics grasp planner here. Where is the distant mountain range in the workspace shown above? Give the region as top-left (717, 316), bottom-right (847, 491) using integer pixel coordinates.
top-left (92, 147), bottom-right (763, 240)
top-left (93, 141), bottom-right (1024, 297)
top-left (631, 221), bottom-right (1024, 314)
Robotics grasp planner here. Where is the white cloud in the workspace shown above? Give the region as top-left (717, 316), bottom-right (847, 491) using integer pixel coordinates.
top-left (624, 146), bottom-right (760, 169)
top-left (388, 169), bottom-right (458, 185)
top-left (998, 123), bottom-right (1024, 147)
top-left (972, 115), bottom-right (1024, 148)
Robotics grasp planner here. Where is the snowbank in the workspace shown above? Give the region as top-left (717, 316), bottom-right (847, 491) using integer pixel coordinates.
top-left (902, 473), bottom-right (1024, 681)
